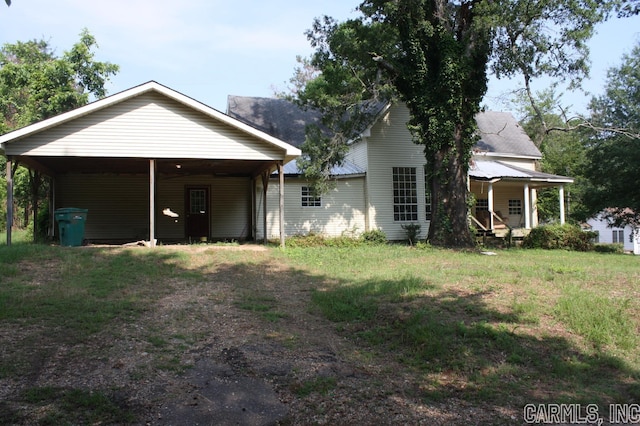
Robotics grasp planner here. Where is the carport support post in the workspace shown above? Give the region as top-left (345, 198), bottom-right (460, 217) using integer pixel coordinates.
top-left (5, 156), bottom-right (14, 246)
top-left (261, 171), bottom-right (269, 245)
top-left (149, 159), bottom-right (156, 248)
top-left (278, 161), bottom-right (285, 248)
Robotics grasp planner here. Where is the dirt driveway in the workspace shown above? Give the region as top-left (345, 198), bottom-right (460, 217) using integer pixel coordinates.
top-left (0, 245), bottom-right (517, 425)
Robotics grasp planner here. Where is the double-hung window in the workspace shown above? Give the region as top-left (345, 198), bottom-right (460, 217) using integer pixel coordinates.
top-left (612, 229), bottom-right (624, 244)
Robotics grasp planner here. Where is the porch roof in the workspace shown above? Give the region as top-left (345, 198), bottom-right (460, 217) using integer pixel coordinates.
top-left (470, 160), bottom-right (574, 186)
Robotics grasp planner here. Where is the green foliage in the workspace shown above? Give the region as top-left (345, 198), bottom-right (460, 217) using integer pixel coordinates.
top-left (286, 230), bottom-right (388, 248)
top-left (20, 387), bottom-right (134, 424)
top-left (522, 223), bottom-right (596, 251)
top-left (295, 0), bottom-right (611, 247)
top-left (291, 376), bottom-right (337, 397)
top-left (556, 285), bottom-right (636, 351)
top-left (593, 243), bottom-right (625, 254)
top-left (1, 30), bottom-right (119, 236)
top-left (361, 229), bottom-right (387, 245)
top-left (513, 89), bottom-right (590, 222)
top-left (401, 223), bottom-right (421, 245)
top-left (584, 41), bottom-right (640, 224)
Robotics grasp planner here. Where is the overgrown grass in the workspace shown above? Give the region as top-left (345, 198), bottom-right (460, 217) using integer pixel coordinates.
top-left (1, 241), bottom-right (638, 422)
top-left (282, 245), bottom-right (640, 407)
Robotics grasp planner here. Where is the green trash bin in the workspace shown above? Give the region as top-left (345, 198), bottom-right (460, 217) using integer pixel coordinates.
top-left (54, 208), bottom-right (88, 247)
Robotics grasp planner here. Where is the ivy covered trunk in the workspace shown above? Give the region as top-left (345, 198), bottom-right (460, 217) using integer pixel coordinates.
top-left (427, 125), bottom-right (474, 247)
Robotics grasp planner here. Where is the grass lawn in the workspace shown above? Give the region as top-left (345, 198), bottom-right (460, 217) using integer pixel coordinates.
top-left (0, 239), bottom-right (638, 423)
top-left (282, 245), bottom-right (640, 405)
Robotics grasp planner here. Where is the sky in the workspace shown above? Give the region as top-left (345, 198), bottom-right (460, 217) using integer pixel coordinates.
top-left (1, 0), bottom-right (639, 116)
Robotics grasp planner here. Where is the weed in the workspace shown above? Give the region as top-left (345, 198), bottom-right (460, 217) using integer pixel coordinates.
top-left (291, 376), bottom-right (337, 397)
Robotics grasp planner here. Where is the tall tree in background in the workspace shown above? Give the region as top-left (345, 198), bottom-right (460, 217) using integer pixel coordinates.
top-left (514, 89), bottom-right (590, 223)
top-left (1, 29), bottom-right (119, 238)
top-left (583, 41), bottom-right (640, 226)
top-left (296, 0), bottom-right (614, 247)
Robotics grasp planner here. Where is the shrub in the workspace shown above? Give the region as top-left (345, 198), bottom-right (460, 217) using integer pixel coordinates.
top-left (522, 223), bottom-right (596, 251)
top-left (401, 223), bottom-right (421, 245)
top-left (360, 229), bottom-right (387, 245)
top-left (594, 243), bottom-right (624, 254)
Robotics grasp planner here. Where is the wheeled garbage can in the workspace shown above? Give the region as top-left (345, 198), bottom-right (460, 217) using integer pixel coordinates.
top-left (54, 208), bottom-right (88, 247)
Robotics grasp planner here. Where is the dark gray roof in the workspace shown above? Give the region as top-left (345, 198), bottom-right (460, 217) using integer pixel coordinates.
top-left (227, 96), bottom-right (321, 148)
top-left (227, 97), bottom-right (540, 158)
top-left (475, 111), bottom-right (541, 158)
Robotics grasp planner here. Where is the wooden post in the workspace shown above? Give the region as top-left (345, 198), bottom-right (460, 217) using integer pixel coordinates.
top-left (261, 171), bottom-right (269, 245)
top-left (487, 182), bottom-right (494, 231)
top-left (524, 183), bottom-right (531, 229)
top-left (5, 156), bottom-right (14, 246)
top-left (149, 159), bottom-right (156, 248)
top-left (559, 185), bottom-right (566, 225)
top-left (278, 162), bottom-right (285, 248)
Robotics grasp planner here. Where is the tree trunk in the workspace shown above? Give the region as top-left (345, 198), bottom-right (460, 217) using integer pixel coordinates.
top-left (427, 125), bottom-right (474, 248)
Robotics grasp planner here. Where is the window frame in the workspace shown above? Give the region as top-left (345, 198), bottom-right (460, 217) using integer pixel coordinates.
top-left (392, 167), bottom-right (418, 222)
top-left (301, 186), bottom-right (322, 207)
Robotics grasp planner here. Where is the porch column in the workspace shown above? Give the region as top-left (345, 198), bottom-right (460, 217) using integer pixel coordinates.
top-left (5, 156), bottom-right (14, 246)
top-left (524, 183), bottom-right (531, 229)
top-left (487, 182), bottom-right (494, 230)
top-left (149, 159), bottom-right (156, 248)
top-left (261, 171), bottom-right (269, 245)
top-left (278, 162), bottom-right (285, 248)
top-left (559, 185), bottom-right (566, 225)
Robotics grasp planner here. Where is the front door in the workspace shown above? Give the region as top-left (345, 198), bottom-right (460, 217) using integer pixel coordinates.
top-left (186, 187), bottom-right (209, 241)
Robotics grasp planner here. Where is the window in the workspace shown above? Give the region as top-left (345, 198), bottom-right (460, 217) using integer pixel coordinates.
top-left (189, 189), bottom-right (206, 214)
top-left (612, 229), bottom-right (624, 244)
top-left (475, 199), bottom-right (488, 215)
top-left (393, 167), bottom-right (418, 221)
top-left (301, 186), bottom-right (321, 207)
top-left (508, 199), bottom-right (522, 215)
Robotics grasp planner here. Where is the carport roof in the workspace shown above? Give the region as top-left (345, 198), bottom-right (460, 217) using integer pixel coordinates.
top-left (0, 81), bottom-right (301, 168)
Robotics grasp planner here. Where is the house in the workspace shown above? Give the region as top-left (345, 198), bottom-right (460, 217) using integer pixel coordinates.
top-left (227, 97), bottom-right (574, 241)
top-left (587, 210), bottom-right (640, 253)
top-left (1, 81), bottom-right (301, 246)
top-left (2, 81), bottom-right (573, 246)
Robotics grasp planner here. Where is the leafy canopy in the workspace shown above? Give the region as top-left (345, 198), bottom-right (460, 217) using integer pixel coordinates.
top-left (0, 29), bottom-right (119, 134)
top-left (295, 0), bottom-right (614, 247)
top-left (583, 41), bottom-right (640, 226)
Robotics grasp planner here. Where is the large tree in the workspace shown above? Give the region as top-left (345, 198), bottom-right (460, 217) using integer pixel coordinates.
top-left (296, 0), bottom-right (616, 247)
top-left (582, 41), bottom-right (640, 226)
top-left (1, 29), bottom-right (119, 237)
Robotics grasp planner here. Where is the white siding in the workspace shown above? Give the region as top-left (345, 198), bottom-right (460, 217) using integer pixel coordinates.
top-left (56, 174), bottom-right (251, 242)
top-left (587, 214), bottom-right (635, 251)
top-left (12, 92), bottom-right (283, 160)
top-left (56, 174), bottom-right (149, 240)
top-left (365, 104), bottom-right (430, 240)
top-left (345, 140), bottom-right (368, 170)
top-left (257, 177), bottom-right (366, 239)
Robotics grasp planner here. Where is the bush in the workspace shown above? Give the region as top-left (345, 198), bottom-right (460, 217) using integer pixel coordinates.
top-left (361, 229), bottom-right (387, 245)
top-left (594, 243), bottom-right (624, 254)
top-left (522, 223), bottom-right (596, 251)
top-left (401, 223), bottom-right (421, 245)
